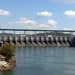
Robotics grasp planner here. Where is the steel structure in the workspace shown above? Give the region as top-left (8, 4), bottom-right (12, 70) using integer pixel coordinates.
top-left (0, 28), bottom-right (75, 32)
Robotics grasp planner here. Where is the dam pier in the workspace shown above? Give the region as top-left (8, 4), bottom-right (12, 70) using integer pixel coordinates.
top-left (0, 29), bottom-right (75, 47)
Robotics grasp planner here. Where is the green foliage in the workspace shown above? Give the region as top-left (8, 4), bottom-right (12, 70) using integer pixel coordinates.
top-left (0, 43), bottom-right (15, 61)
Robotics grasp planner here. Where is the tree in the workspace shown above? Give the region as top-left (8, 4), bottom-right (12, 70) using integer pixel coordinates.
top-left (0, 43), bottom-right (15, 61)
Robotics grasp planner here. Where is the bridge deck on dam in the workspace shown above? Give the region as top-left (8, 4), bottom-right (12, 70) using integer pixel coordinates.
top-left (0, 28), bottom-right (75, 47)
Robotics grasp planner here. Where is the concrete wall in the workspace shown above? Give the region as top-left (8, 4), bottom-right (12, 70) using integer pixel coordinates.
top-left (0, 35), bottom-right (74, 47)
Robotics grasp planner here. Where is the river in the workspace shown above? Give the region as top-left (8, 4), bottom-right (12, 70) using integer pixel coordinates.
top-left (0, 46), bottom-right (75, 75)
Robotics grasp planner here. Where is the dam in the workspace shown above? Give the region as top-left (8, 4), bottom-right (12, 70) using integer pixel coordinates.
top-left (0, 29), bottom-right (75, 47)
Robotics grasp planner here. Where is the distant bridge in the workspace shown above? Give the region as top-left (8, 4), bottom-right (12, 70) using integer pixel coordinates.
top-left (0, 28), bottom-right (75, 47)
top-left (0, 28), bottom-right (75, 32)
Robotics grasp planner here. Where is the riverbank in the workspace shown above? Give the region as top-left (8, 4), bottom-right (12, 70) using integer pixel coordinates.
top-left (0, 43), bottom-right (16, 71)
top-left (0, 59), bottom-right (16, 71)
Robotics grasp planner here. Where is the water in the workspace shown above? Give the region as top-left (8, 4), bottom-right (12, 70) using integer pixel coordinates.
top-left (0, 47), bottom-right (75, 75)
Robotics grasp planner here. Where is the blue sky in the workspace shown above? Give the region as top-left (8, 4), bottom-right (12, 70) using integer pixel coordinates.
top-left (0, 0), bottom-right (75, 30)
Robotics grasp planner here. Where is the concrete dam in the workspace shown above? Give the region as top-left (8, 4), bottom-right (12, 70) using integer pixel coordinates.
top-left (0, 35), bottom-right (74, 47)
top-left (0, 29), bottom-right (75, 47)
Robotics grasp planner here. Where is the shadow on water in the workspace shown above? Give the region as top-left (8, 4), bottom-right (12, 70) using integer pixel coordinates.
top-left (0, 70), bottom-right (14, 75)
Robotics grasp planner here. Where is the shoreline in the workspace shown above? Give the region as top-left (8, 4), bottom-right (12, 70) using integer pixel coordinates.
top-left (0, 59), bottom-right (16, 71)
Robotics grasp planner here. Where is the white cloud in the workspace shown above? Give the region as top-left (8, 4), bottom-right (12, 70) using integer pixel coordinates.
top-left (47, 20), bottom-right (57, 26)
top-left (63, 28), bottom-right (72, 30)
top-left (8, 18), bottom-right (37, 26)
top-left (8, 18), bottom-right (58, 30)
top-left (37, 11), bottom-right (52, 17)
top-left (0, 9), bottom-right (11, 16)
top-left (51, 0), bottom-right (75, 3)
top-left (63, 10), bottom-right (75, 18)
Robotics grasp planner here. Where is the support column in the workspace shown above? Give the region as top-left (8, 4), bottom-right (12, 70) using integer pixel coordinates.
top-left (14, 30), bottom-right (15, 36)
top-left (44, 31), bottom-right (46, 37)
top-left (2, 30), bottom-right (4, 44)
top-left (3, 30), bottom-right (4, 36)
top-left (13, 30), bottom-right (16, 44)
top-left (54, 31), bottom-right (57, 37)
top-left (19, 36), bottom-right (22, 44)
top-left (24, 31), bottom-right (26, 35)
top-left (34, 31), bottom-right (36, 36)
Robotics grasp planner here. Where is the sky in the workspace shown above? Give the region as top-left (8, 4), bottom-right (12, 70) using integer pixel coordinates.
top-left (0, 0), bottom-right (75, 30)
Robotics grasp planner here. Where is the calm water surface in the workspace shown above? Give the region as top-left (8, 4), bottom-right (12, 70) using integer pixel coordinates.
top-left (0, 47), bottom-right (75, 75)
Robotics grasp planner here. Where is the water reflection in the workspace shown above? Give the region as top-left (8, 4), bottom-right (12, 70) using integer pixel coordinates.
top-left (0, 47), bottom-right (75, 75)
